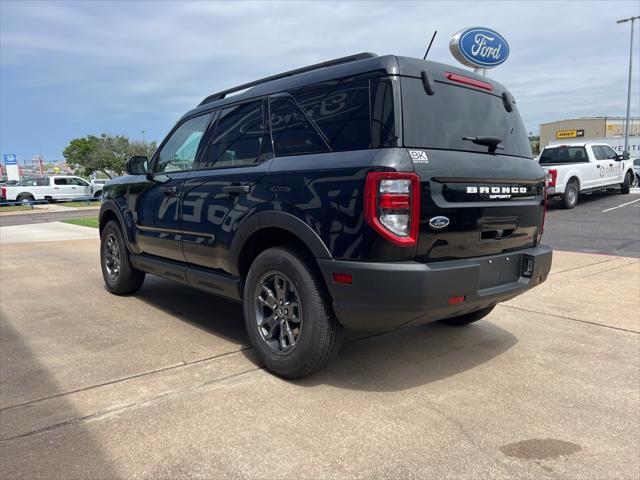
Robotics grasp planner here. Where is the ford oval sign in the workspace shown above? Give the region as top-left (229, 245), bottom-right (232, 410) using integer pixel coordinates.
top-left (449, 27), bottom-right (509, 69)
top-left (429, 216), bottom-right (450, 230)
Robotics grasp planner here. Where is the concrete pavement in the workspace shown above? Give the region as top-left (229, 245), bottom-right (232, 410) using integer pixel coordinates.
top-left (0, 238), bottom-right (638, 479)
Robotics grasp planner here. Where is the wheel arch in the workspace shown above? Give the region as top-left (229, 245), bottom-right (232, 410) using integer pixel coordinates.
top-left (98, 201), bottom-right (133, 247)
top-left (566, 175), bottom-right (581, 190)
top-left (231, 211), bottom-right (332, 279)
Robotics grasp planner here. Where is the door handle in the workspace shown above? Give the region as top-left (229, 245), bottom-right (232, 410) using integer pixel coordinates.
top-left (222, 185), bottom-right (250, 195)
top-left (160, 186), bottom-right (178, 195)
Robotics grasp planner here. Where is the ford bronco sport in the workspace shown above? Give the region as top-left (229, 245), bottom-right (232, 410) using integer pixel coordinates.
top-left (99, 53), bottom-right (552, 378)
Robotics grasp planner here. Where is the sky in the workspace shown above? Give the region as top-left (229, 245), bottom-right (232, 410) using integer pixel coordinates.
top-left (1, 0), bottom-right (639, 164)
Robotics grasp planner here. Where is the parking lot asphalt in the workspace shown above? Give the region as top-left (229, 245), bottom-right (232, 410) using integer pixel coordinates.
top-left (0, 208), bottom-right (99, 227)
top-left (1, 236), bottom-right (638, 479)
top-left (545, 191), bottom-right (640, 258)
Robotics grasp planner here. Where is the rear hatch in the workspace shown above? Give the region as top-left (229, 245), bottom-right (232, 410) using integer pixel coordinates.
top-left (400, 71), bottom-right (545, 261)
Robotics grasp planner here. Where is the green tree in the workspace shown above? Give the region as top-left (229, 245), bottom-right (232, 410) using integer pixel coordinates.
top-left (63, 134), bottom-right (156, 178)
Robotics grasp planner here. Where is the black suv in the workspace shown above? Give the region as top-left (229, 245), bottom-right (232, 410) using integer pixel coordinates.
top-left (99, 53), bottom-right (552, 378)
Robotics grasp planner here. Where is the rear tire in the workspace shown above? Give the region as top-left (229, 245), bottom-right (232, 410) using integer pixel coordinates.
top-left (243, 247), bottom-right (343, 378)
top-left (561, 179), bottom-right (579, 209)
top-left (100, 220), bottom-right (145, 295)
top-left (439, 305), bottom-right (495, 326)
top-left (620, 172), bottom-right (632, 194)
top-left (16, 194), bottom-right (34, 205)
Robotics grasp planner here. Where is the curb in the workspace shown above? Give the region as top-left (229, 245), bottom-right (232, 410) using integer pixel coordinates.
top-left (0, 206), bottom-right (101, 217)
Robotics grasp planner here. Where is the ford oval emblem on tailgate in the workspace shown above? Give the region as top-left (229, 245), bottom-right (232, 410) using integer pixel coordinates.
top-left (429, 216), bottom-right (450, 229)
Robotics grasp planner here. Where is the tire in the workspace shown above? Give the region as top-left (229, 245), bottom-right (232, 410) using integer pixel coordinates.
top-left (94, 191), bottom-right (102, 199)
top-left (243, 247), bottom-right (343, 378)
top-left (620, 171), bottom-right (632, 194)
top-left (100, 220), bottom-right (145, 295)
top-left (632, 174), bottom-right (640, 189)
top-left (16, 194), bottom-right (34, 205)
top-left (439, 305), bottom-right (495, 326)
top-left (561, 179), bottom-right (579, 209)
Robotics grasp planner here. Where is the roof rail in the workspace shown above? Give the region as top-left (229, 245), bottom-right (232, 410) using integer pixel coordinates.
top-left (198, 52), bottom-right (377, 106)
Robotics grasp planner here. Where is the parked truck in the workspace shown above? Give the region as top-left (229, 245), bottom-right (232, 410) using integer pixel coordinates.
top-left (539, 142), bottom-right (634, 209)
top-left (1, 175), bottom-right (93, 203)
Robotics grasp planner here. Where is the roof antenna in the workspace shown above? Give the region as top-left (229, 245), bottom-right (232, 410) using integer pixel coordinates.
top-left (423, 31), bottom-right (437, 60)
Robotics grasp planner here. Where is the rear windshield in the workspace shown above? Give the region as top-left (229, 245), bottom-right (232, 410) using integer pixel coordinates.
top-left (401, 77), bottom-right (531, 158)
top-left (539, 146), bottom-right (588, 164)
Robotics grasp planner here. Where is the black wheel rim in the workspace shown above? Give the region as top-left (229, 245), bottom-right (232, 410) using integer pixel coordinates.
top-left (104, 233), bottom-right (121, 282)
top-left (254, 271), bottom-right (302, 354)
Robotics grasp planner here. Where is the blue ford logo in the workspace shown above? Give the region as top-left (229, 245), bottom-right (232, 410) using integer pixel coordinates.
top-left (429, 216), bottom-right (450, 229)
top-left (449, 27), bottom-right (509, 69)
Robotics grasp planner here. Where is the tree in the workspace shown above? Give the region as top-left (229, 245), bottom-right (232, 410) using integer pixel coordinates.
top-left (63, 134), bottom-right (156, 178)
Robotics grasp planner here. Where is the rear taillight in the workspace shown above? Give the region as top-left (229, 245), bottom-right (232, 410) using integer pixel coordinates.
top-left (1, 187), bottom-right (5, 198)
top-left (546, 169), bottom-right (557, 187)
top-left (364, 172), bottom-right (420, 246)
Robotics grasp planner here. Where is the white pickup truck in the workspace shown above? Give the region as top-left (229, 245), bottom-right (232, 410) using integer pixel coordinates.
top-left (1, 175), bottom-right (93, 204)
top-left (539, 142), bottom-right (635, 209)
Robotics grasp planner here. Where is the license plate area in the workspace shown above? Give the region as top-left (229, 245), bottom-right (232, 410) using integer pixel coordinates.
top-left (478, 254), bottom-right (521, 289)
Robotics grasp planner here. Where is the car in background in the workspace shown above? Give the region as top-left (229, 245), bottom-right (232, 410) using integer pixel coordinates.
top-left (539, 142), bottom-right (634, 208)
top-left (90, 179), bottom-right (110, 198)
top-left (1, 175), bottom-right (92, 204)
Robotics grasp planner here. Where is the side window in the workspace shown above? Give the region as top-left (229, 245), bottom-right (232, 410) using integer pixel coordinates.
top-left (602, 145), bottom-right (618, 159)
top-left (592, 146), bottom-right (605, 160)
top-left (154, 113), bottom-right (212, 173)
top-left (295, 78), bottom-right (371, 151)
top-left (201, 100), bottom-right (271, 169)
top-left (270, 96), bottom-right (329, 156)
top-left (70, 178), bottom-right (89, 186)
top-left (54, 178), bottom-right (68, 185)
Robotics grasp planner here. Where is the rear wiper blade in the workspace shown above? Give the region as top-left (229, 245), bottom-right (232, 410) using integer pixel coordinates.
top-left (462, 136), bottom-right (504, 154)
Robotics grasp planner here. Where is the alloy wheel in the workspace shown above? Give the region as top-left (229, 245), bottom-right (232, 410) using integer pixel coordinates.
top-left (254, 271), bottom-right (302, 354)
top-left (104, 233), bottom-right (121, 282)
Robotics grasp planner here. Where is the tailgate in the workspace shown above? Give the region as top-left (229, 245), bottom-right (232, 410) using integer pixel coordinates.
top-left (413, 149), bottom-right (545, 261)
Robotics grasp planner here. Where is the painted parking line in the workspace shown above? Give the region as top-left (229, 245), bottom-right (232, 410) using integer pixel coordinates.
top-left (602, 198), bottom-right (640, 213)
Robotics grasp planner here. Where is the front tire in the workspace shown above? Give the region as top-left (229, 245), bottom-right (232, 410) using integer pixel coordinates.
top-left (243, 247), bottom-right (343, 378)
top-left (100, 220), bottom-right (145, 295)
top-left (620, 171), bottom-right (632, 194)
top-left (561, 179), bottom-right (579, 209)
top-left (439, 305), bottom-right (495, 326)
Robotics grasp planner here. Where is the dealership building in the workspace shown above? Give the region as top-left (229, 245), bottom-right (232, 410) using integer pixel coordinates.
top-left (539, 116), bottom-right (640, 150)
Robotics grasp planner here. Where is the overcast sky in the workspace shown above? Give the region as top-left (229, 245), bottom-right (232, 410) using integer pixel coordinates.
top-left (1, 0), bottom-right (639, 163)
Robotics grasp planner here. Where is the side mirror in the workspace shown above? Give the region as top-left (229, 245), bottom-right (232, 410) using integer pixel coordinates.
top-left (125, 156), bottom-right (148, 175)
top-left (616, 152), bottom-right (630, 161)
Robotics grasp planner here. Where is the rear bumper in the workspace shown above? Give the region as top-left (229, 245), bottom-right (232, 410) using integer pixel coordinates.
top-left (318, 245), bottom-right (552, 332)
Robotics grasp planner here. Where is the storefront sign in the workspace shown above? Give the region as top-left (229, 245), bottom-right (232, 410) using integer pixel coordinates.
top-left (449, 27), bottom-right (509, 69)
top-left (556, 129), bottom-right (585, 139)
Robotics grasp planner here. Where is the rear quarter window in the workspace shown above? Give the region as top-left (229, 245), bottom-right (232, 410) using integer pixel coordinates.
top-left (292, 77), bottom-right (397, 152)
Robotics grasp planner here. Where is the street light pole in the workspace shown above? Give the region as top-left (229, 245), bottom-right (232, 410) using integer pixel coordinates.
top-left (617, 15), bottom-right (640, 155)
top-left (141, 130), bottom-right (146, 143)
